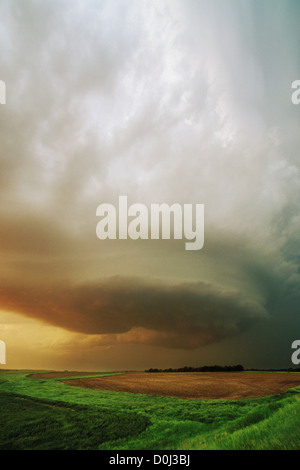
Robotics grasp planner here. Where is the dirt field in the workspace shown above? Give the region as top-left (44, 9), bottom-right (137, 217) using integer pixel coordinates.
top-left (62, 372), bottom-right (300, 400)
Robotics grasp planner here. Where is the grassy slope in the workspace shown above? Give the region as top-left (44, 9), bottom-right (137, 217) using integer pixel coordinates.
top-left (0, 371), bottom-right (299, 450)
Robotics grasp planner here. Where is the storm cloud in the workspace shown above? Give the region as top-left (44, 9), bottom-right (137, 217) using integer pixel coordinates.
top-left (0, 0), bottom-right (300, 368)
top-left (0, 275), bottom-right (269, 349)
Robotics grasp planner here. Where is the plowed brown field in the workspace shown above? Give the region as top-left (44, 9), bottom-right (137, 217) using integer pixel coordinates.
top-left (62, 372), bottom-right (300, 400)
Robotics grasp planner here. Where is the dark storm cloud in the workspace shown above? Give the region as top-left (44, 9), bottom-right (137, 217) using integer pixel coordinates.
top-left (0, 276), bottom-right (268, 349)
top-left (0, 0), bottom-right (300, 364)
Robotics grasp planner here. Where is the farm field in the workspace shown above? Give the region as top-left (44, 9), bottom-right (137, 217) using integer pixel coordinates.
top-left (0, 370), bottom-right (300, 450)
top-left (62, 371), bottom-right (300, 400)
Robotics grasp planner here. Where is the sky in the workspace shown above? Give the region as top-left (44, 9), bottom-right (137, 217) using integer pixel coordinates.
top-left (0, 0), bottom-right (300, 371)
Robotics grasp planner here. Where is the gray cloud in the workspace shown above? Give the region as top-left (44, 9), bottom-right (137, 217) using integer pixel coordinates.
top-left (0, 275), bottom-right (268, 349)
top-left (0, 0), bottom-right (300, 365)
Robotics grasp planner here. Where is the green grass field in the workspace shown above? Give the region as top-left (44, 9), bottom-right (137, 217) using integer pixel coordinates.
top-left (0, 371), bottom-right (299, 450)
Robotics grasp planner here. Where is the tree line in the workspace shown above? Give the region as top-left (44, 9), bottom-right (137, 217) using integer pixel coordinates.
top-left (145, 364), bottom-right (245, 373)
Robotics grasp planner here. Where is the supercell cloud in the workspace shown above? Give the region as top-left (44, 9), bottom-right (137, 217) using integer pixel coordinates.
top-left (0, 276), bottom-right (268, 348)
top-left (0, 0), bottom-right (300, 368)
